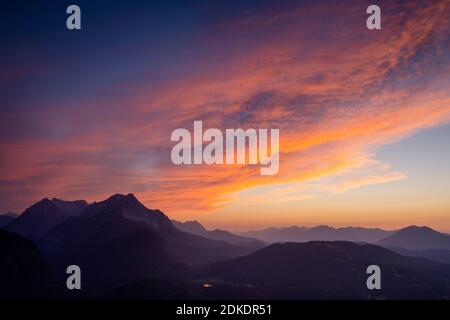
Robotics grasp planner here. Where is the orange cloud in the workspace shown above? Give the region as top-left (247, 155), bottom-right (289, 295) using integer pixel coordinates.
top-left (0, 0), bottom-right (449, 220)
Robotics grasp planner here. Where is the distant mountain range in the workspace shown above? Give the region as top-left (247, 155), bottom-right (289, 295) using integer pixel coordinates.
top-left (240, 225), bottom-right (392, 243)
top-left (239, 224), bottom-right (450, 264)
top-left (171, 220), bottom-right (265, 249)
top-left (2, 194), bottom-right (450, 299)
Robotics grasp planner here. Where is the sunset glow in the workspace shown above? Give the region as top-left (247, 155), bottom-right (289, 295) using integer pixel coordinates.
top-left (1, 0), bottom-right (449, 231)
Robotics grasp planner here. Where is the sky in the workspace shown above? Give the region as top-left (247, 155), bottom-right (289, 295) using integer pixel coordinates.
top-left (0, 0), bottom-right (449, 231)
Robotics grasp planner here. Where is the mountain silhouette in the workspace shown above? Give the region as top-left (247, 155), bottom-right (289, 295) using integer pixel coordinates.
top-left (377, 225), bottom-right (450, 250)
top-left (0, 230), bottom-right (57, 298)
top-left (172, 220), bottom-right (265, 248)
top-left (207, 241), bottom-right (450, 299)
top-left (241, 225), bottom-right (391, 243)
top-left (3, 193), bottom-right (450, 299)
top-left (51, 198), bottom-right (89, 217)
top-left (388, 247), bottom-right (450, 264)
top-left (172, 220), bottom-right (206, 233)
top-left (0, 212), bottom-right (17, 228)
top-left (39, 194), bottom-right (258, 287)
top-left (5, 198), bottom-right (88, 241)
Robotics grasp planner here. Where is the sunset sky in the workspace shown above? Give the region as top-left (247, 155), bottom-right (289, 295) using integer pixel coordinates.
top-left (1, 0), bottom-right (449, 231)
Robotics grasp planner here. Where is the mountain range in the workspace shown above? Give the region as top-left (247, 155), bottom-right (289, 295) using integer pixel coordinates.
top-left (240, 225), bottom-right (392, 243)
top-left (207, 241), bottom-right (450, 299)
top-left (38, 194), bottom-right (257, 287)
top-left (5, 198), bottom-right (88, 241)
top-left (171, 219), bottom-right (265, 249)
top-left (2, 194), bottom-right (450, 299)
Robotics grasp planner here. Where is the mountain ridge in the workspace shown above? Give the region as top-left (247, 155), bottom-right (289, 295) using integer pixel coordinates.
top-left (377, 225), bottom-right (450, 250)
top-left (37, 194), bottom-right (258, 286)
top-left (2, 194), bottom-right (450, 299)
top-left (172, 219), bottom-right (265, 249)
top-left (240, 225), bottom-right (392, 243)
top-left (5, 198), bottom-right (88, 241)
top-left (207, 241), bottom-right (450, 299)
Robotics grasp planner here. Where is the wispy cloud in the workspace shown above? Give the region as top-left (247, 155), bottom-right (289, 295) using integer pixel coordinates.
top-left (0, 0), bottom-right (449, 216)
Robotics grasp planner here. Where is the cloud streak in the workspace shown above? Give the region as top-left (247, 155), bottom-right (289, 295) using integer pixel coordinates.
top-left (0, 0), bottom-right (449, 220)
